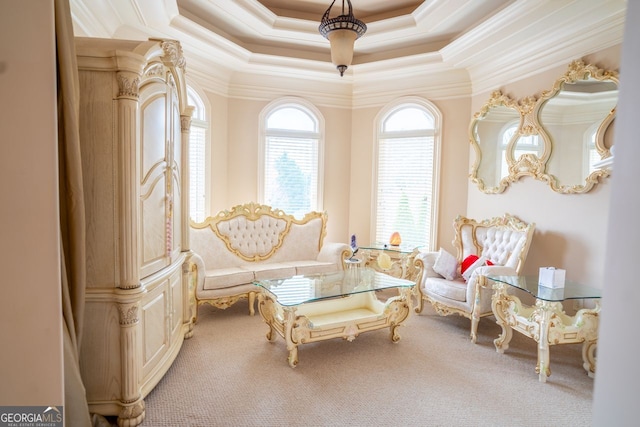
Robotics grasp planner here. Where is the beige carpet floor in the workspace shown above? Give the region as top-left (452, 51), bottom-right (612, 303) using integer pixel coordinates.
top-left (140, 295), bottom-right (594, 426)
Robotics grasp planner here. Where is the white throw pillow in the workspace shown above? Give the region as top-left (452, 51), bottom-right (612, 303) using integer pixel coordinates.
top-left (433, 248), bottom-right (459, 280)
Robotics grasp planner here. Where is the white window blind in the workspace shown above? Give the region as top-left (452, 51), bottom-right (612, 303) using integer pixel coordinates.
top-left (189, 125), bottom-right (206, 222)
top-left (262, 102), bottom-right (322, 218)
top-left (264, 136), bottom-right (318, 217)
top-left (376, 136), bottom-right (434, 249)
top-left (375, 103), bottom-right (438, 250)
top-left (187, 86), bottom-right (208, 223)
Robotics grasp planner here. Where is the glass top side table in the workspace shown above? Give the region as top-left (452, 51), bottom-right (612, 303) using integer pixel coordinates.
top-left (485, 275), bottom-right (601, 383)
top-left (357, 243), bottom-right (422, 281)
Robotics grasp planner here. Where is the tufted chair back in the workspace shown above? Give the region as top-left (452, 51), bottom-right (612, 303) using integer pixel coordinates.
top-left (456, 214), bottom-right (534, 274)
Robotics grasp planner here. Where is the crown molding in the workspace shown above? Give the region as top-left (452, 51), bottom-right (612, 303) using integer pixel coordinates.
top-left (69, 0), bottom-right (117, 37)
top-left (442, 0), bottom-right (626, 94)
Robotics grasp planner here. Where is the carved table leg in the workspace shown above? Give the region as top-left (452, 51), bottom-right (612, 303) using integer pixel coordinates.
top-left (491, 283), bottom-right (513, 353)
top-left (535, 300), bottom-right (556, 383)
top-left (257, 293), bottom-right (277, 342)
top-left (248, 291), bottom-right (257, 316)
top-left (282, 308), bottom-right (300, 368)
top-left (583, 340), bottom-right (597, 378)
top-left (387, 289), bottom-right (412, 343)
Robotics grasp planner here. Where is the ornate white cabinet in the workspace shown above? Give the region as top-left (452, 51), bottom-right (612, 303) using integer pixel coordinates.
top-left (76, 38), bottom-right (196, 426)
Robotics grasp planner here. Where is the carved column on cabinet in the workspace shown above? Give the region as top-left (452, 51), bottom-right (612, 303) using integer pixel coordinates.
top-left (117, 301), bottom-right (145, 426)
top-left (116, 70), bottom-right (141, 290)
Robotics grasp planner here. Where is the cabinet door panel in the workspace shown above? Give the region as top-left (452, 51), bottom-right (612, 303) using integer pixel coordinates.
top-left (140, 84), bottom-right (170, 278)
top-left (140, 92), bottom-right (167, 181)
top-left (142, 285), bottom-right (169, 378)
top-left (141, 177), bottom-right (168, 278)
top-left (170, 268), bottom-right (183, 338)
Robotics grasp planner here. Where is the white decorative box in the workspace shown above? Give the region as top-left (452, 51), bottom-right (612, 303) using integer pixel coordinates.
top-left (538, 267), bottom-right (566, 288)
top-left (537, 284), bottom-right (565, 300)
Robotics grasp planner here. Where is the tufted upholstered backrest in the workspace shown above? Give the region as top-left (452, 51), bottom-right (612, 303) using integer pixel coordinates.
top-left (216, 215), bottom-right (288, 259)
top-left (190, 202), bottom-right (327, 262)
top-left (454, 214), bottom-right (535, 273)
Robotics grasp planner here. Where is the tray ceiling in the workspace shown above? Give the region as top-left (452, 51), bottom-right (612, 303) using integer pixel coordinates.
top-left (69, 0), bottom-right (627, 94)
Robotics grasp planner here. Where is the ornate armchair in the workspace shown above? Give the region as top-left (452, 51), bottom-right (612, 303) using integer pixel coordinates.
top-left (415, 214), bottom-right (535, 342)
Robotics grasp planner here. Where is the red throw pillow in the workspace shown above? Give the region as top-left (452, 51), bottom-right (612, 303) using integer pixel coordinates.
top-left (461, 255), bottom-right (479, 275)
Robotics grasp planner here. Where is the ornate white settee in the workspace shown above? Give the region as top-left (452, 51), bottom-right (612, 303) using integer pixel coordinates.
top-left (415, 214), bottom-right (535, 342)
top-left (190, 203), bottom-right (352, 316)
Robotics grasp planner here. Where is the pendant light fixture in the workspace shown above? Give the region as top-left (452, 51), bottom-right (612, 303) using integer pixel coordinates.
top-left (318, 0), bottom-right (367, 77)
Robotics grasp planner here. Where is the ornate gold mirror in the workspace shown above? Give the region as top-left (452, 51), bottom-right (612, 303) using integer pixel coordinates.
top-left (536, 61), bottom-right (618, 193)
top-left (470, 60), bottom-right (618, 194)
top-left (469, 91), bottom-right (520, 193)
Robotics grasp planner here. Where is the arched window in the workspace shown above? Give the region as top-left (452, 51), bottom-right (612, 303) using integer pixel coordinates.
top-left (500, 121), bottom-right (543, 180)
top-left (374, 99), bottom-right (441, 250)
top-left (585, 123), bottom-right (600, 175)
top-left (259, 98), bottom-right (324, 217)
top-left (187, 85), bottom-right (209, 222)
top-left (499, 121), bottom-right (518, 180)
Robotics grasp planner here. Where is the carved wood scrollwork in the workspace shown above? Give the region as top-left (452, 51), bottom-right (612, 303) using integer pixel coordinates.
top-left (116, 72), bottom-right (140, 99)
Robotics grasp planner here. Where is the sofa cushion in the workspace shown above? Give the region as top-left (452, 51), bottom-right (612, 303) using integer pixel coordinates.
top-left (203, 268), bottom-right (256, 290)
top-left (424, 276), bottom-right (467, 302)
top-left (287, 260), bottom-right (338, 276)
top-left (245, 263), bottom-right (297, 281)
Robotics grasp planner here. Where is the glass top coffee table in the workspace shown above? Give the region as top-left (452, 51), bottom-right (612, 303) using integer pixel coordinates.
top-left (254, 268), bottom-right (415, 367)
top-left (486, 275), bottom-right (601, 382)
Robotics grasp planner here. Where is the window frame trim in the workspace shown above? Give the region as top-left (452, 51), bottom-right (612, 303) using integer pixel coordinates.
top-left (371, 96), bottom-right (442, 251)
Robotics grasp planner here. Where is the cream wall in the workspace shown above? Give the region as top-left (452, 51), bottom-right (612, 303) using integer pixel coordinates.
top-left (207, 91), bottom-right (229, 214)
top-left (0, 0), bottom-right (64, 406)
top-left (208, 95), bottom-right (352, 243)
top-left (197, 46), bottom-right (619, 289)
top-left (210, 93), bottom-right (470, 247)
top-left (348, 97), bottom-right (470, 252)
top-left (466, 46), bottom-right (621, 288)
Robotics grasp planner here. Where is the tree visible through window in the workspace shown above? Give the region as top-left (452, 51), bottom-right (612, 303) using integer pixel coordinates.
top-left (374, 100), bottom-right (440, 250)
top-left (260, 100), bottom-right (323, 217)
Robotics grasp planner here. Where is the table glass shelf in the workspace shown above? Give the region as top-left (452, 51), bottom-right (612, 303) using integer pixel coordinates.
top-left (254, 268), bottom-right (414, 307)
top-left (359, 242), bottom-right (420, 254)
top-left (488, 275), bottom-right (602, 302)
